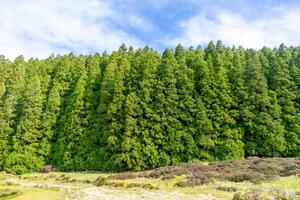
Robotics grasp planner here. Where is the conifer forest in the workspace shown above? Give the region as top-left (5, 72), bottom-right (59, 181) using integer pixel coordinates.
top-left (0, 41), bottom-right (299, 174)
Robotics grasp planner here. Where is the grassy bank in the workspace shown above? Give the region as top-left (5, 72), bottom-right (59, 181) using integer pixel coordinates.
top-left (0, 157), bottom-right (299, 200)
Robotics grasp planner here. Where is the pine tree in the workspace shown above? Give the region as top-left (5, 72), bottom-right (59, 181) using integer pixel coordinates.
top-left (43, 55), bottom-right (79, 166)
top-left (174, 44), bottom-right (201, 161)
top-left (95, 53), bottom-right (128, 171)
top-left (0, 56), bottom-right (26, 173)
top-left (117, 48), bottom-right (161, 170)
top-left (54, 71), bottom-right (87, 170)
top-left (152, 49), bottom-right (183, 164)
top-left (241, 50), bottom-right (285, 156)
top-left (78, 54), bottom-right (103, 170)
top-left (5, 60), bottom-right (44, 174)
top-left (0, 56), bottom-right (11, 170)
top-left (121, 92), bottom-right (144, 170)
top-left (202, 41), bottom-right (244, 159)
top-left (287, 49), bottom-right (300, 156)
top-left (52, 56), bottom-right (87, 170)
top-left (192, 49), bottom-right (215, 160)
top-left (267, 52), bottom-right (297, 156)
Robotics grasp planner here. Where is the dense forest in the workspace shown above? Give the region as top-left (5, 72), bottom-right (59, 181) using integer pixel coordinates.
top-left (0, 41), bottom-right (299, 174)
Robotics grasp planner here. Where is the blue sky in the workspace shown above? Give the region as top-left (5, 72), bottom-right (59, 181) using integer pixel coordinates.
top-left (1, 0), bottom-right (300, 59)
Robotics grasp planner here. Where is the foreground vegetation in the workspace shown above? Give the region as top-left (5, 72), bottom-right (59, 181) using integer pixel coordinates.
top-left (0, 158), bottom-right (299, 199)
top-left (0, 41), bottom-right (300, 173)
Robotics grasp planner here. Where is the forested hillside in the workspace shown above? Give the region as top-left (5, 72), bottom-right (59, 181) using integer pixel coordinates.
top-left (0, 41), bottom-right (299, 174)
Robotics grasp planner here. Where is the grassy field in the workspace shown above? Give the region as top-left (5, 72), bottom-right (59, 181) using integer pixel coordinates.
top-left (0, 157), bottom-right (299, 200)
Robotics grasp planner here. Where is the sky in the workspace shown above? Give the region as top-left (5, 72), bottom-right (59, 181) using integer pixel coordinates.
top-left (1, 0), bottom-right (300, 60)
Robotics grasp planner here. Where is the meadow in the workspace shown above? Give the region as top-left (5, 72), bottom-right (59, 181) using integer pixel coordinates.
top-left (0, 157), bottom-right (299, 200)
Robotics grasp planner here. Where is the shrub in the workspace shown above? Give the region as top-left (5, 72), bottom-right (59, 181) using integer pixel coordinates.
top-left (232, 189), bottom-right (299, 200)
top-left (249, 162), bottom-right (283, 175)
top-left (0, 172), bottom-right (14, 180)
top-left (232, 190), bottom-right (260, 200)
top-left (216, 186), bottom-right (238, 192)
top-left (139, 165), bottom-right (187, 179)
top-left (226, 172), bottom-right (265, 182)
top-left (93, 176), bottom-right (108, 186)
top-left (55, 174), bottom-right (72, 182)
top-left (118, 157), bottom-right (300, 187)
top-left (176, 172), bottom-right (214, 187)
top-left (0, 189), bottom-right (19, 198)
top-left (161, 174), bottom-right (175, 180)
top-left (176, 181), bottom-right (194, 187)
top-left (4, 152), bottom-right (44, 175)
top-left (108, 172), bottom-right (138, 180)
top-left (40, 165), bottom-right (57, 173)
top-left (126, 182), bottom-right (158, 190)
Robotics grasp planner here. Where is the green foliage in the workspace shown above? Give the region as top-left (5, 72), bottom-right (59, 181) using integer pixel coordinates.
top-left (5, 152), bottom-right (44, 174)
top-left (241, 50), bottom-right (285, 156)
top-left (0, 42), bottom-right (299, 174)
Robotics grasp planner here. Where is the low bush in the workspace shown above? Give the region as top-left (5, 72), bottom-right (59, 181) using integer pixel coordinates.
top-left (108, 172), bottom-right (138, 180)
top-left (225, 171), bottom-right (265, 182)
top-left (139, 164), bottom-right (188, 179)
top-left (161, 174), bottom-right (175, 180)
top-left (93, 176), bottom-right (108, 186)
top-left (232, 190), bottom-right (261, 200)
top-left (249, 162), bottom-right (283, 175)
top-left (126, 182), bottom-right (158, 190)
top-left (55, 174), bottom-right (72, 182)
top-left (46, 173), bottom-right (59, 179)
top-left (40, 165), bottom-right (57, 173)
top-left (0, 172), bottom-right (14, 180)
top-left (0, 189), bottom-right (19, 198)
top-left (232, 189), bottom-right (299, 200)
top-left (176, 181), bottom-right (193, 187)
top-left (216, 186), bottom-right (238, 192)
top-left (140, 157), bottom-right (300, 187)
top-left (93, 176), bottom-right (158, 190)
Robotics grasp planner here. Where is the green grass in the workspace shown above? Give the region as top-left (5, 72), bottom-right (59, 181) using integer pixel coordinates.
top-left (0, 185), bottom-right (58, 200)
top-left (262, 176), bottom-right (300, 191)
top-left (11, 189), bottom-right (57, 200)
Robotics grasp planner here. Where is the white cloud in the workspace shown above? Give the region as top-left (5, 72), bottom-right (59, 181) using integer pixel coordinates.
top-left (0, 0), bottom-right (145, 60)
top-left (127, 15), bottom-right (154, 32)
top-left (167, 6), bottom-right (300, 49)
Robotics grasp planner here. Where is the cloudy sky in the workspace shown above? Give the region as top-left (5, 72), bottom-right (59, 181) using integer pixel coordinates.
top-left (1, 0), bottom-right (300, 59)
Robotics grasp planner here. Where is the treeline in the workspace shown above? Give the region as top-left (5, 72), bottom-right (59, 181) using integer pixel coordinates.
top-left (0, 41), bottom-right (299, 174)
